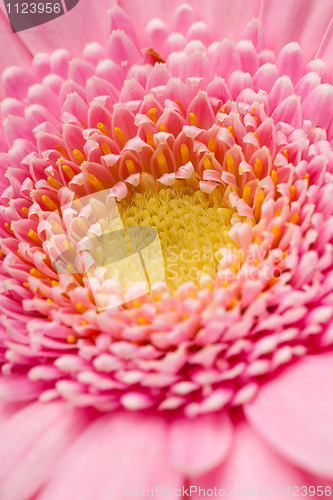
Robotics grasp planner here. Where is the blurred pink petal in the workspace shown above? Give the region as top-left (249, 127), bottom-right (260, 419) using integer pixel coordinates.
top-left (190, 421), bottom-right (315, 499)
top-left (168, 412), bottom-right (233, 476)
top-left (245, 353), bottom-right (333, 479)
top-left (260, 0), bottom-right (333, 61)
top-left (39, 413), bottom-right (182, 500)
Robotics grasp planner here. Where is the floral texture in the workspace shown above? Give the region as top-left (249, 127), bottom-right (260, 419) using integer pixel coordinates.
top-left (0, 0), bottom-right (333, 499)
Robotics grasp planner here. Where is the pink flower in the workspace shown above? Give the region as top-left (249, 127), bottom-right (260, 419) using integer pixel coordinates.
top-left (0, 0), bottom-right (333, 498)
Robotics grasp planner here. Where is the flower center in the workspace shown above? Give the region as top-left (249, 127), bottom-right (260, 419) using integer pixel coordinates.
top-left (86, 184), bottom-right (237, 292)
top-left (119, 186), bottom-right (236, 289)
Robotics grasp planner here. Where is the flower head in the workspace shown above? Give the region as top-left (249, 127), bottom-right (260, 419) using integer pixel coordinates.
top-left (0, 1), bottom-right (333, 498)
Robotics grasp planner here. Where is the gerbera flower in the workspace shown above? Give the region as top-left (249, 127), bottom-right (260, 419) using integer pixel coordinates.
top-left (0, 0), bottom-right (333, 498)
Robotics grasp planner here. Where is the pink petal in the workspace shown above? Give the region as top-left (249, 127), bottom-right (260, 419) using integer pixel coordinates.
top-left (228, 70), bottom-right (252, 100)
top-left (206, 77), bottom-right (232, 102)
top-left (164, 32), bottom-right (187, 55)
top-left (168, 412), bottom-right (233, 477)
top-left (302, 83), bottom-right (333, 129)
top-left (181, 50), bottom-right (214, 86)
top-left (39, 412), bottom-right (181, 500)
top-left (2, 66), bottom-right (35, 100)
top-left (86, 76), bottom-right (119, 103)
top-left (118, 0), bottom-right (182, 45)
top-left (174, 4), bottom-right (196, 35)
top-left (276, 42), bottom-right (304, 85)
top-left (260, 0), bottom-right (333, 61)
top-left (295, 72), bottom-right (321, 101)
top-left (236, 40), bottom-right (259, 75)
top-left (82, 42), bottom-right (106, 65)
top-left (253, 63), bottom-right (279, 93)
top-left (96, 59), bottom-right (125, 90)
top-left (0, 12), bottom-right (32, 87)
top-left (0, 402), bottom-right (87, 500)
top-left (188, 91), bottom-right (215, 129)
top-left (245, 352), bottom-right (333, 479)
top-left (305, 58), bottom-right (329, 83)
top-left (317, 18), bottom-right (333, 77)
top-left (50, 49), bottom-right (73, 78)
top-left (187, 0), bottom-right (261, 43)
top-left (187, 21), bottom-right (212, 46)
top-left (62, 92), bottom-right (89, 126)
top-left (190, 421), bottom-right (313, 498)
top-left (210, 39), bottom-right (241, 79)
top-left (146, 62), bottom-right (172, 89)
top-left (269, 75), bottom-right (294, 110)
top-left (144, 18), bottom-right (170, 55)
top-left (32, 52), bottom-right (51, 79)
top-left (119, 78), bottom-right (145, 103)
top-left (241, 18), bottom-right (265, 52)
top-left (108, 5), bottom-right (138, 45)
top-left (166, 51), bottom-right (188, 77)
top-left (68, 58), bottom-right (95, 87)
top-left (107, 29), bottom-right (142, 68)
top-left (3, 115), bottom-right (35, 145)
top-left (271, 94), bottom-right (302, 129)
top-left (1, 97), bottom-right (25, 118)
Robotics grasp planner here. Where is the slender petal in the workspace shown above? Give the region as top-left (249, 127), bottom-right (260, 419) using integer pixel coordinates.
top-left (168, 412), bottom-right (233, 476)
